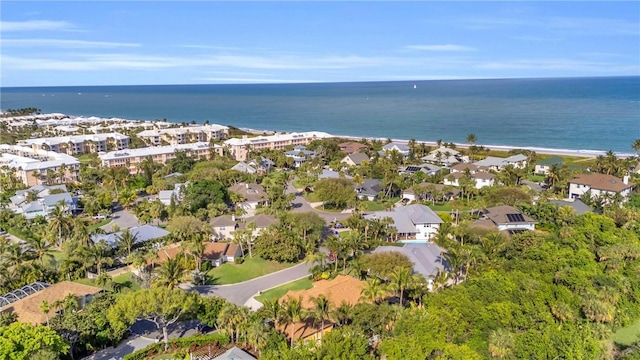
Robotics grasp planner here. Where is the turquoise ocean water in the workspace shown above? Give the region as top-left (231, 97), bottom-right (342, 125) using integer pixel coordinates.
top-left (1, 77), bottom-right (639, 153)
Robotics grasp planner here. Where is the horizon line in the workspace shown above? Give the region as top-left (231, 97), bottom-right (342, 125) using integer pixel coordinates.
top-left (2, 74), bottom-right (639, 89)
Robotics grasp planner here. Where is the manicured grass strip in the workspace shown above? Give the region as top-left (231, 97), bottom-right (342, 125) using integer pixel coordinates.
top-left (612, 319), bottom-right (640, 347)
top-left (74, 272), bottom-right (140, 293)
top-left (205, 257), bottom-right (293, 285)
top-left (87, 218), bottom-right (111, 231)
top-left (254, 277), bottom-right (313, 303)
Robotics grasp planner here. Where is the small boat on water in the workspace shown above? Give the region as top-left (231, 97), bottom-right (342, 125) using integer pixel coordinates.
top-left (413, 84), bottom-right (417, 89)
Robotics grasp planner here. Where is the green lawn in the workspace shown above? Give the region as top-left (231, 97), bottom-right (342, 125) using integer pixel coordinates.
top-left (254, 277), bottom-right (313, 303)
top-left (87, 218), bottom-right (111, 231)
top-left (206, 257), bottom-right (294, 285)
top-left (612, 320), bottom-right (640, 347)
top-left (74, 272), bottom-right (140, 293)
top-left (303, 192), bottom-right (322, 203)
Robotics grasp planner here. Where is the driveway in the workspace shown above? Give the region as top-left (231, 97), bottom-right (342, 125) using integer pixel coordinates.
top-left (82, 320), bottom-right (200, 360)
top-left (101, 209), bottom-right (141, 232)
top-left (190, 262), bottom-right (311, 306)
top-left (286, 182), bottom-right (352, 223)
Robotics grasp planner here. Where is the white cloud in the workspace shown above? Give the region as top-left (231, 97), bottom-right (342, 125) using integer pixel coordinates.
top-left (196, 77), bottom-right (318, 84)
top-left (405, 44), bottom-right (477, 52)
top-left (0, 20), bottom-right (74, 32)
top-left (2, 39), bottom-right (140, 48)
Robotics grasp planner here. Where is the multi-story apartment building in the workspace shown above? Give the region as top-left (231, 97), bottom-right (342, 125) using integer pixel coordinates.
top-left (0, 145), bottom-right (80, 186)
top-left (224, 131), bottom-right (333, 161)
top-left (19, 133), bottom-right (130, 155)
top-left (100, 142), bottom-right (223, 174)
top-left (137, 125), bottom-right (229, 146)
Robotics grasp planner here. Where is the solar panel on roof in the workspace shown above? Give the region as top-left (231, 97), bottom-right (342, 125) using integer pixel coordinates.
top-left (506, 213), bottom-right (525, 222)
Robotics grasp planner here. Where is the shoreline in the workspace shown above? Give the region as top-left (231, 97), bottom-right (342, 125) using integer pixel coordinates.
top-left (2, 113), bottom-right (634, 159)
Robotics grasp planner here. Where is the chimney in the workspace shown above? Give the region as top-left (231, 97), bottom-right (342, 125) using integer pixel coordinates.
top-left (623, 175), bottom-right (629, 185)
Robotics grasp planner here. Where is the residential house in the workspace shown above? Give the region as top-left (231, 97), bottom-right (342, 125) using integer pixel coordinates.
top-left (91, 224), bottom-right (170, 248)
top-left (203, 242), bottom-right (233, 267)
top-left (568, 173), bottom-right (633, 202)
top-left (338, 141), bottom-right (368, 154)
top-left (283, 275), bottom-right (367, 309)
top-left (280, 275), bottom-right (366, 343)
top-left (444, 171), bottom-right (495, 189)
top-left (398, 163), bottom-right (441, 176)
top-left (421, 147), bottom-right (469, 166)
top-left (239, 214), bottom-right (279, 238)
top-left (372, 244), bottom-right (448, 289)
top-left (549, 199), bottom-right (593, 215)
top-left (231, 161), bottom-right (257, 174)
top-left (0, 281), bottom-right (102, 324)
top-left (224, 244), bottom-right (243, 263)
top-left (340, 152), bottom-right (370, 167)
top-left (158, 183), bottom-right (187, 206)
top-left (318, 169), bottom-right (353, 180)
top-left (285, 145), bottom-right (316, 168)
top-left (475, 205), bottom-right (537, 235)
top-left (212, 347), bottom-right (256, 360)
top-left (9, 184), bottom-right (77, 219)
top-left (355, 179), bottom-right (382, 201)
top-left (449, 163), bottom-right (483, 174)
top-left (210, 215), bottom-right (238, 240)
top-left (248, 157), bottom-right (275, 174)
top-left (364, 204), bottom-right (443, 242)
top-left (474, 154), bottom-right (528, 171)
top-left (402, 182), bottom-right (460, 202)
top-left (228, 183), bottom-right (268, 210)
top-left (380, 142), bottom-right (410, 158)
top-left (224, 131), bottom-right (332, 161)
top-left (534, 156), bottom-right (564, 175)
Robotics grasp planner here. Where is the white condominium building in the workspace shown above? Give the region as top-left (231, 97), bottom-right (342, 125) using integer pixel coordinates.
top-left (100, 142), bottom-right (223, 174)
top-left (19, 133), bottom-right (130, 155)
top-left (137, 124), bottom-right (229, 146)
top-left (0, 145), bottom-right (81, 186)
top-left (224, 131), bottom-right (333, 161)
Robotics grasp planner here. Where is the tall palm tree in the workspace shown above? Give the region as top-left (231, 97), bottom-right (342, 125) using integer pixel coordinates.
top-left (331, 300), bottom-right (353, 326)
top-left (115, 229), bottom-right (138, 258)
top-left (183, 234), bottom-right (205, 271)
top-left (261, 298), bottom-right (282, 327)
top-left (360, 278), bottom-right (387, 304)
top-left (283, 296), bottom-right (303, 347)
top-left (47, 203), bottom-right (73, 246)
top-left (89, 240), bottom-right (114, 275)
top-left (246, 316), bottom-right (269, 355)
top-left (153, 257), bottom-right (186, 290)
top-left (390, 267), bottom-right (412, 305)
top-left (310, 295), bottom-right (331, 340)
top-left (25, 237), bottom-right (55, 265)
top-left (40, 300), bottom-right (51, 326)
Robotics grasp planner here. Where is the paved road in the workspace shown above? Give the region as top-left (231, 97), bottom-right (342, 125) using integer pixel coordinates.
top-left (101, 209), bottom-right (141, 232)
top-left (521, 180), bottom-right (544, 193)
top-left (286, 182), bottom-right (352, 223)
top-left (191, 262), bottom-right (312, 306)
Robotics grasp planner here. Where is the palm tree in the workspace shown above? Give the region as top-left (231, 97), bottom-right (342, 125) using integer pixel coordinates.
top-left (466, 133), bottom-right (477, 160)
top-left (153, 257), bottom-right (186, 290)
top-left (390, 267), bottom-right (412, 305)
top-left (47, 204), bottom-right (73, 246)
top-left (184, 234), bottom-right (205, 271)
top-left (90, 240), bottom-right (114, 275)
top-left (633, 139), bottom-right (640, 155)
top-left (246, 317), bottom-right (269, 355)
top-left (488, 329), bottom-right (515, 359)
top-left (40, 300), bottom-right (51, 326)
top-left (115, 229), bottom-right (138, 258)
top-left (283, 296), bottom-right (303, 347)
top-left (360, 278), bottom-right (387, 304)
top-left (25, 237), bottom-right (55, 265)
top-left (261, 298), bottom-right (282, 327)
top-left (310, 294), bottom-right (331, 340)
top-left (331, 300), bottom-right (353, 326)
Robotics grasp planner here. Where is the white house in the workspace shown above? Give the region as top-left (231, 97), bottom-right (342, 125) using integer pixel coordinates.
top-left (284, 146), bottom-right (316, 168)
top-left (421, 147), bottom-right (468, 166)
top-left (380, 142), bottom-right (410, 158)
top-left (474, 154), bottom-right (528, 171)
top-left (477, 205), bottom-right (537, 235)
top-left (568, 173), bottom-right (633, 202)
top-left (444, 172), bottom-right (495, 189)
top-left (364, 204), bottom-right (443, 242)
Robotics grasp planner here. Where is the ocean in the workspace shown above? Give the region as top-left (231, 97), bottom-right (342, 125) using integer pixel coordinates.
top-left (1, 77), bottom-right (639, 153)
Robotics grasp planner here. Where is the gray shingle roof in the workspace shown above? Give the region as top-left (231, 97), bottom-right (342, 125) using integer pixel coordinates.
top-left (91, 224), bottom-right (169, 248)
top-left (372, 244), bottom-right (448, 277)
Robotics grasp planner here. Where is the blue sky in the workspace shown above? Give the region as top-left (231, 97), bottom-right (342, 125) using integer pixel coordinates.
top-left (1, 1), bottom-right (639, 87)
